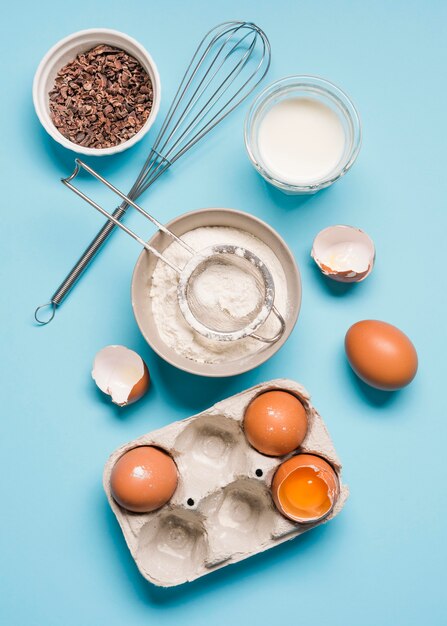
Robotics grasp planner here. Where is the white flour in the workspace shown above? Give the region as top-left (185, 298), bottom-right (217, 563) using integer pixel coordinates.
top-left (192, 262), bottom-right (261, 319)
top-left (150, 226), bottom-right (288, 364)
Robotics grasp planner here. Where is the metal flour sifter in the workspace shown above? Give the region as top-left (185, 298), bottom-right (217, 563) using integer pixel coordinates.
top-left (62, 159), bottom-right (285, 344)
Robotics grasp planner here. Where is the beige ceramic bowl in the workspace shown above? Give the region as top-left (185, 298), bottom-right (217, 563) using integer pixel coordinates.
top-left (131, 208), bottom-right (301, 377)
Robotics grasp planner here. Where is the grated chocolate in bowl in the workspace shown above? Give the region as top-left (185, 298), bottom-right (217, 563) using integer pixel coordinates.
top-left (48, 44), bottom-right (153, 149)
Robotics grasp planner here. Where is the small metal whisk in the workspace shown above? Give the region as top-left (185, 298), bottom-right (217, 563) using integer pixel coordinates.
top-left (35, 21), bottom-right (271, 324)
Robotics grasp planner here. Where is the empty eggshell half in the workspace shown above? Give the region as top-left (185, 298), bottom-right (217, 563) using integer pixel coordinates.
top-left (311, 225), bottom-right (375, 283)
top-left (92, 345), bottom-right (150, 406)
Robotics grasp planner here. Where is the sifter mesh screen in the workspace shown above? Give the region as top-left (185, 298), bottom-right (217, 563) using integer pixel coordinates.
top-left (184, 251), bottom-right (269, 334)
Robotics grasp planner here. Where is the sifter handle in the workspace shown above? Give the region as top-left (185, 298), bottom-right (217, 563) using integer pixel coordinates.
top-left (250, 306), bottom-right (286, 344)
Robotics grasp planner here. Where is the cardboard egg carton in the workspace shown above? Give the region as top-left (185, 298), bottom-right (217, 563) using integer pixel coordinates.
top-left (103, 379), bottom-right (349, 587)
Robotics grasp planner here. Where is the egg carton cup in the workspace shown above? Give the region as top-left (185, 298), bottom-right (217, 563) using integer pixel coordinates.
top-left (103, 379), bottom-right (349, 587)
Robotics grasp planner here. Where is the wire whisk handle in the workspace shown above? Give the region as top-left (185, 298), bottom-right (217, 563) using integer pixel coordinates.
top-left (34, 204), bottom-right (127, 324)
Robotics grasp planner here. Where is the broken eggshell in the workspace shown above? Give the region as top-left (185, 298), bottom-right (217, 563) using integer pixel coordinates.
top-left (272, 453), bottom-right (340, 523)
top-left (311, 225), bottom-right (375, 283)
top-left (92, 345), bottom-right (150, 406)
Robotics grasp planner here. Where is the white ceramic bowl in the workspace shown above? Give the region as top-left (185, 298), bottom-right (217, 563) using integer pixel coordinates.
top-left (131, 208), bottom-right (302, 377)
top-left (33, 28), bottom-right (161, 156)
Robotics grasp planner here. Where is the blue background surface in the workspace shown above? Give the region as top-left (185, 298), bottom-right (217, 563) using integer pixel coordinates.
top-left (1, 1), bottom-right (446, 624)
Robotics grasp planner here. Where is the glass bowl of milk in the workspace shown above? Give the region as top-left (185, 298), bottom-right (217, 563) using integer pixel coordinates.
top-left (245, 76), bottom-right (361, 194)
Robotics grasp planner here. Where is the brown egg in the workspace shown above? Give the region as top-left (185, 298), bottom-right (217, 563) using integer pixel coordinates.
top-left (272, 454), bottom-right (339, 523)
top-left (345, 320), bottom-right (418, 391)
top-left (243, 390), bottom-right (308, 456)
top-left (110, 446), bottom-right (178, 513)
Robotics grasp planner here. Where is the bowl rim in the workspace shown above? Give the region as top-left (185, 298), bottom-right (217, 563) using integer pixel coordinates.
top-left (131, 207), bottom-right (301, 377)
top-left (32, 27), bottom-right (161, 156)
top-left (244, 74), bottom-right (362, 193)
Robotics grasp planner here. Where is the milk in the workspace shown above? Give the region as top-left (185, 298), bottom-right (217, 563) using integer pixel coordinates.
top-left (257, 97), bottom-right (346, 185)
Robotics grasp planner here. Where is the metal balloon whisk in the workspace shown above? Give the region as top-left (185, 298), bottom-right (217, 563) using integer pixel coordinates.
top-left (35, 21), bottom-right (271, 324)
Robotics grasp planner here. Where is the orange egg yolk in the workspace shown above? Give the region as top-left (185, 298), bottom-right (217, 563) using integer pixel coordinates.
top-left (278, 467), bottom-right (331, 520)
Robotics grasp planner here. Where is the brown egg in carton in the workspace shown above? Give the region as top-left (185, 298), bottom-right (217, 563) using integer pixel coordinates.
top-left (103, 379), bottom-right (349, 587)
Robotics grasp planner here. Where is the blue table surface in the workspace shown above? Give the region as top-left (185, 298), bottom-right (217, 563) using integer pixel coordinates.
top-left (1, 1), bottom-right (446, 624)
